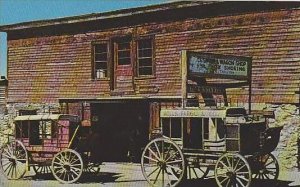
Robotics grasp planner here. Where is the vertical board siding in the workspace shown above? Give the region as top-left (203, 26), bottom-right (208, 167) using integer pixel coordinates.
top-left (7, 8), bottom-right (300, 103)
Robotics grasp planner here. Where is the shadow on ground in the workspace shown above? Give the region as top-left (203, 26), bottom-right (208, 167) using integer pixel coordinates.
top-left (26, 172), bottom-right (122, 184)
top-left (25, 173), bottom-right (300, 187)
top-left (178, 178), bottom-right (299, 187)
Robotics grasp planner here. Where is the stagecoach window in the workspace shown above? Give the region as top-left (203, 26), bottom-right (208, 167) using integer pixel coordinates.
top-left (15, 121), bottom-right (29, 138)
top-left (162, 118), bottom-right (181, 138)
top-left (38, 121), bottom-right (53, 139)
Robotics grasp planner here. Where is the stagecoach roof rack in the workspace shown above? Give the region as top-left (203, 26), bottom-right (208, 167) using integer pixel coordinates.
top-left (14, 114), bottom-right (80, 122)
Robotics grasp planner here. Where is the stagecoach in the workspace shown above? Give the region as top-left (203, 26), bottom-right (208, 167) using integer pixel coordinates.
top-left (140, 106), bottom-right (282, 187)
top-left (0, 114), bottom-right (100, 183)
top-left (140, 51), bottom-right (283, 187)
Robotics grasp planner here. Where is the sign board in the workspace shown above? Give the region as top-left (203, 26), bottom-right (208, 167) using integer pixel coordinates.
top-left (188, 52), bottom-right (251, 80)
top-left (187, 84), bottom-right (224, 94)
top-left (160, 108), bottom-right (227, 118)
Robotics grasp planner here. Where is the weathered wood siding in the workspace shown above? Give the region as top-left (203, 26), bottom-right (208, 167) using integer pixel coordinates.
top-left (7, 8), bottom-right (300, 103)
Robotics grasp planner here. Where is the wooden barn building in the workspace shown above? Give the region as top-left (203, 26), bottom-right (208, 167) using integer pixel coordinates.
top-left (1, 1), bottom-right (300, 161)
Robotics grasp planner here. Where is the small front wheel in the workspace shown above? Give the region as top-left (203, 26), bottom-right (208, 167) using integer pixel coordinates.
top-left (141, 138), bottom-right (185, 187)
top-left (215, 153), bottom-right (251, 187)
top-left (51, 149), bottom-right (83, 184)
top-left (252, 153), bottom-right (279, 180)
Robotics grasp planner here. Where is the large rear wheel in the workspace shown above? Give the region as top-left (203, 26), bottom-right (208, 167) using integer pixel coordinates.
top-left (141, 138), bottom-right (185, 187)
top-left (0, 140), bottom-right (28, 180)
top-left (51, 149), bottom-right (83, 184)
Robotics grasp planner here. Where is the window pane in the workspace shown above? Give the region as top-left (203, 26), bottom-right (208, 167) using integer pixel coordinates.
top-left (139, 58), bottom-right (152, 67)
top-left (138, 39), bottom-right (152, 49)
top-left (118, 42), bottom-right (130, 50)
top-left (95, 53), bottom-right (107, 61)
top-left (95, 62), bottom-right (107, 70)
top-left (139, 67), bottom-right (152, 75)
top-left (171, 118), bottom-right (181, 138)
top-left (118, 50), bottom-right (130, 58)
top-left (93, 43), bottom-right (108, 79)
top-left (95, 44), bottom-right (107, 53)
top-left (138, 49), bottom-right (152, 58)
top-left (137, 38), bottom-right (153, 76)
top-left (119, 58), bottom-right (131, 65)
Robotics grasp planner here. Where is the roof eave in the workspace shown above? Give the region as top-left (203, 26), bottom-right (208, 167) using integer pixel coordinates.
top-left (0, 1), bottom-right (215, 32)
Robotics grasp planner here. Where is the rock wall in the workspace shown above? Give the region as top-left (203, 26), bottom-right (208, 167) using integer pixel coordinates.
top-left (268, 104), bottom-right (300, 171)
top-left (0, 103), bottom-right (60, 147)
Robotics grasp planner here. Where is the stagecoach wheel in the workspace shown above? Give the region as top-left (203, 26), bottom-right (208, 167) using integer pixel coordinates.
top-left (252, 153), bottom-right (279, 180)
top-left (186, 158), bottom-right (209, 180)
top-left (141, 138), bottom-right (185, 187)
top-left (33, 164), bottom-right (52, 175)
top-left (0, 140), bottom-right (28, 180)
top-left (51, 149), bottom-right (83, 184)
top-left (215, 153), bottom-right (251, 187)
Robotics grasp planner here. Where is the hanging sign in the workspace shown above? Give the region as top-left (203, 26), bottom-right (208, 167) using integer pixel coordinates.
top-left (188, 52), bottom-right (251, 80)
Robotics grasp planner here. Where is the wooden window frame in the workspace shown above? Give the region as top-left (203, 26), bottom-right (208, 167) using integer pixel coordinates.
top-left (136, 36), bottom-right (155, 78)
top-left (91, 41), bottom-right (110, 80)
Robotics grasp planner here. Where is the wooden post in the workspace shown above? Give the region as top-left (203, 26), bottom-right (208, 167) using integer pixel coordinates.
top-left (181, 50), bottom-right (187, 108)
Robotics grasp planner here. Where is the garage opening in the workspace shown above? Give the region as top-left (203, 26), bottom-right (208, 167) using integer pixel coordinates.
top-left (90, 101), bottom-right (149, 162)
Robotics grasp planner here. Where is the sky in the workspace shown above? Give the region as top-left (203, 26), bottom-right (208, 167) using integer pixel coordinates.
top-left (0, 0), bottom-right (169, 77)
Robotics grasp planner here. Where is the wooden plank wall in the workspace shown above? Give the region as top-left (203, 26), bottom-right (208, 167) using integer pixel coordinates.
top-left (7, 8), bottom-right (300, 104)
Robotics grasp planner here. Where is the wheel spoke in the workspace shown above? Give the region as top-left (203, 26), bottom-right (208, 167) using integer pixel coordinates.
top-left (263, 173), bottom-right (270, 179)
top-left (166, 164), bottom-right (182, 172)
top-left (236, 171), bottom-right (250, 175)
top-left (236, 175), bottom-right (249, 182)
top-left (53, 161), bottom-right (64, 166)
top-left (234, 158), bottom-right (241, 171)
top-left (225, 178), bottom-right (231, 187)
top-left (169, 168), bottom-right (179, 180)
top-left (147, 147), bottom-right (160, 161)
top-left (165, 150), bottom-right (177, 163)
top-left (153, 168), bottom-right (162, 184)
top-left (235, 164), bottom-right (246, 172)
top-left (55, 156), bottom-right (65, 164)
top-left (165, 168), bottom-right (172, 186)
top-left (236, 177), bottom-right (246, 187)
top-left (219, 160), bottom-right (230, 171)
top-left (3, 149), bottom-right (12, 158)
top-left (192, 167), bottom-right (199, 178)
top-left (220, 176), bottom-right (230, 184)
top-left (225, 156), bottom-right (232, 168)
top-left (164, 144), bottom-right (172, 161)
top-left (147, 166), bottom-right (160, 178)
top-left (166, 159), bottom-right (183, 164)
top-left (154, 141), bottom-right (161, 159)
top-left (144, 155), bottom-right (159, 163)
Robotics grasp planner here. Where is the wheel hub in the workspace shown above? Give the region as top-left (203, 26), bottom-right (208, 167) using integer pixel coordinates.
top-left (8, 157), bottom-right (17, 165)
top-left (227, 171), bottom-right (236, 178)
top-left (63, 163), bottom-right (71, 171)
top-left (158, 160), bottom-right (167, 170)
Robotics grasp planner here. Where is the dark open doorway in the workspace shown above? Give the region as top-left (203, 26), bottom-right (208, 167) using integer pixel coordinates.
top-left (90, 101), bottom-right (149, 162)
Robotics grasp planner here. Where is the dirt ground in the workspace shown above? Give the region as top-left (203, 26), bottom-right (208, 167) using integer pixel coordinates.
top-left (1, 162), bottom-right (300, 187)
